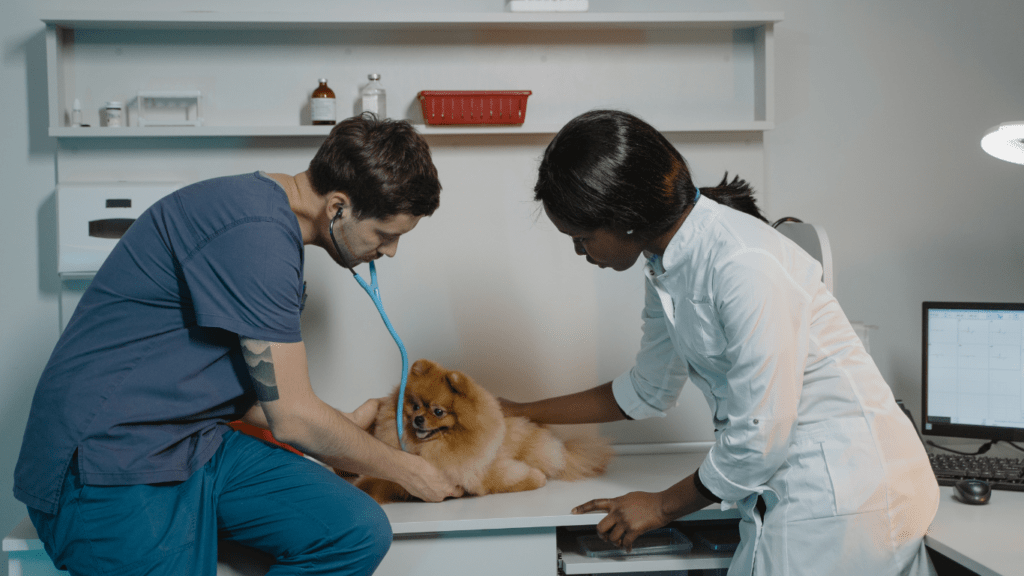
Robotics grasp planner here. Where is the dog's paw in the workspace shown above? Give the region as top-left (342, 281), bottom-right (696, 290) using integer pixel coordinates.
top-left (355, 476), bottom-right (412, 504)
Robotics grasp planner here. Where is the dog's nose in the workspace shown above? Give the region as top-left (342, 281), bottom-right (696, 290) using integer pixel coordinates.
top-left (414, 415), bottom-right (425, 427)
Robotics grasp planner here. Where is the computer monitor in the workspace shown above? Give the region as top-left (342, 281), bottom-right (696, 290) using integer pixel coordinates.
top-left (922, 302), bottom-right (1024, 443)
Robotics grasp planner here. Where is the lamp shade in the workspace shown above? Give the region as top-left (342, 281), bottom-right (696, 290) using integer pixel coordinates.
top-left (981, 121), bottom-right (1024, 165)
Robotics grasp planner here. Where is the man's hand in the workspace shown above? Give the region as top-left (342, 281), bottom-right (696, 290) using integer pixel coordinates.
top-left (573, 491), bottom-right (674, 552)
top-left (398, 454), bottom-right (464, 502)
top-left (343, 398), bottom-right (382, 430)
top-left (239, 337), bottom-right (459, 498)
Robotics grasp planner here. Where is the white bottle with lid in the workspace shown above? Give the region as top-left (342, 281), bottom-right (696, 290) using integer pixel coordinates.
top-left (361, 74), bottom-right (386, 119)
top-left (103, 101), bottom-right (123, 127)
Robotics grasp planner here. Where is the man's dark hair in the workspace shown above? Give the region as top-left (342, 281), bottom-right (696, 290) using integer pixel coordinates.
top-left (308, 113), bottom-right (441, 220)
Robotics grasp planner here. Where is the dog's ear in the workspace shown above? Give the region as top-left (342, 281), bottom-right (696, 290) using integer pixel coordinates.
top-left (445, 371), bottom-right (470, 397)
top-left (411, 359), bottom-right (434, 376)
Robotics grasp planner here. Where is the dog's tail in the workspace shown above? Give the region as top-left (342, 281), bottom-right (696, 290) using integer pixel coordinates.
top-left (557, 435), bottom-right (615, 481)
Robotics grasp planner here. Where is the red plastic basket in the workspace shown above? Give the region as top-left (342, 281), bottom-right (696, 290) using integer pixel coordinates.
top-left (418, 90), bottom-right (532, 125)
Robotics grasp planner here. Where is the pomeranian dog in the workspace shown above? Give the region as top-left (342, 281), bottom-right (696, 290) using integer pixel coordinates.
top-left (354, 359), bottom-right (614, 503)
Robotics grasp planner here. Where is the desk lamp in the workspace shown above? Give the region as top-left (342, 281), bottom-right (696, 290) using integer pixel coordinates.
top-left (981, 121), bottom-right (1024, 165)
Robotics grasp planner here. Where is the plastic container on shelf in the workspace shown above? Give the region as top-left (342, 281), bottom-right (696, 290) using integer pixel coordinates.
top-left (418, 90), bottom-right (532, 125)
top-left (577, 527), bottom-right (694, 558)
top-left (103, 101), bottom-right (123, 127)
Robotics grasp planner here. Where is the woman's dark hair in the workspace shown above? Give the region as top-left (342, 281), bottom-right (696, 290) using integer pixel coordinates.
top-left (534, 110), bottom-right (766, 239)
top-left (308, 113), bottom-right (441, 220)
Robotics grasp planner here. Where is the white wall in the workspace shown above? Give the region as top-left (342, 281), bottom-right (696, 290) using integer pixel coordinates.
top-left (3, 0), bottom-right (1024, 572)
top-left (1, 1), bottom-right (61, 572)
top-left (750, 0), bottom-right (1024, 416)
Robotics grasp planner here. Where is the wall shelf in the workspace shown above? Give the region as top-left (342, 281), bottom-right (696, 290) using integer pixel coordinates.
top-left (41, 11), bottom-right (782, 30)
top-left (43, 11), bottom-right (781, 139)
top-left (48, 120), bottom-right (774, 139)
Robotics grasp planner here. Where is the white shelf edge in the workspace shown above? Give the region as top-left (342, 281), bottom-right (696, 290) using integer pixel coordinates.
top-left (40, 11), bottom-right (783, 29)
top-left (49, 122), bottom-right (773, 138)
top-left (560, 547), bottom-right (733, 574)
top-left (386, 499), bottom-right (739, 535)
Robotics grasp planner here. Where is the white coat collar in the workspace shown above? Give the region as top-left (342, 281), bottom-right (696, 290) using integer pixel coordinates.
top-left (645, 194), bottom-right (720, 277)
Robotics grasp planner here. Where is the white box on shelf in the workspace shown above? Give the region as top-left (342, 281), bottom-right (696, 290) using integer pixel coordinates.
top-left (136, 91), bottom-right (203, 127)
top-left (507, 0), bottom-right (588, 12)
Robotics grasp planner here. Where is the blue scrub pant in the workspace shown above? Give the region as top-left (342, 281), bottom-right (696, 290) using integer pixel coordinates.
top-left (28, 430), bottom-right (392, 576)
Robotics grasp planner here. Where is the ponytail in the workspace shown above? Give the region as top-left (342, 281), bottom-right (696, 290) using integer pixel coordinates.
top-left (701, 172), bottom-right (768, 223)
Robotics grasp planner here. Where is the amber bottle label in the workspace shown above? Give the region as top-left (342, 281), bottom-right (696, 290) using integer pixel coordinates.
top-left (311, 97), bottom-right (336, 124)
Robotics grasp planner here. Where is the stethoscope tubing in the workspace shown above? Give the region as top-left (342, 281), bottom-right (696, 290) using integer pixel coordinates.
top-left (349, 261), bottom-right (409, 451)
top-left (330, 209), bottom-right (409, 451)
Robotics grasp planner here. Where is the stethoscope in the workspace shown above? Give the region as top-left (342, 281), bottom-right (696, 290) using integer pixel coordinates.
top-left (329, 208), bottom-right (410, 451)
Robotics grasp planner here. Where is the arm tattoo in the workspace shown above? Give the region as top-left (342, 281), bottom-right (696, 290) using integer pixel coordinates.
top-left (240, 338), bottom-right (280, 402)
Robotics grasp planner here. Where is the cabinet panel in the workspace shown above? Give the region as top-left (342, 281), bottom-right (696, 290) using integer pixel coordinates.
top-left (381, 527), bottom-right (557, 576)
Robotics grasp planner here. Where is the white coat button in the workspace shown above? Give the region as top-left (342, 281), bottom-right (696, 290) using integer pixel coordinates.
top-left (753, 419), bottom-right (759, 424)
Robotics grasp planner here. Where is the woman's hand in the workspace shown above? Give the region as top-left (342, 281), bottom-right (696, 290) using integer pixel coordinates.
top-left (498, 397), bottom-right (526, 418)
top-left (573, 491), bottom-right (674, 552)
top-left (497, 382), bottom-right (627, 424)
top-left (573, 474), bottom-right (713, 552)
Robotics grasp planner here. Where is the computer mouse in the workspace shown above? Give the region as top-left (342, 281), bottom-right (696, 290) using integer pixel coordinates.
top-left (954, 479), bottom-right (991, 505)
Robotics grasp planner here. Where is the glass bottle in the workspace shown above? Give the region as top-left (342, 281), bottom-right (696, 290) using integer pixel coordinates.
top-left (311, 79), bottom-right (336, 125)
top-left (71, 99), bottom-right (83, 127)
top-left (361, 74), bottom-right (386, 119)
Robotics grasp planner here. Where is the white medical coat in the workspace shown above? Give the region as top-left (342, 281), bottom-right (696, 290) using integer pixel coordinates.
top-left (611, 196), bottom-right (939, 576)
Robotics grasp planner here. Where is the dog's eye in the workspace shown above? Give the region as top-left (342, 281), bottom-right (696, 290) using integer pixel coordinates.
top-left (411, 402), bottom-right (420, 410)
top-left (433, 408), bottom-right (445, 417)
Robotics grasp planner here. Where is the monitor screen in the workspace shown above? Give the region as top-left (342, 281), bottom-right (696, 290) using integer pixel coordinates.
top-left (922, 302), bottom-right (1024, 442)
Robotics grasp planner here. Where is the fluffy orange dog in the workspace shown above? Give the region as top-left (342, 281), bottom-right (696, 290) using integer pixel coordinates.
top-left (354, 359), bottom-right (614, 503)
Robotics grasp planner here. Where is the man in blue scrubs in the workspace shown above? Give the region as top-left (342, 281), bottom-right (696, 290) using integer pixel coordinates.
top-left (14, 114), bottom-right (461, 576)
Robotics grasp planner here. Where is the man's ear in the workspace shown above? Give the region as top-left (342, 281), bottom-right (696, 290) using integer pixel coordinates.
top-left (328, 191), bottom-right (352, 220)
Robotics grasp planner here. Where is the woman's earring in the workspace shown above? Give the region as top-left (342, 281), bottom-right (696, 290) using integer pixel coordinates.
top-left (626, 229), bottom-right (634, 235)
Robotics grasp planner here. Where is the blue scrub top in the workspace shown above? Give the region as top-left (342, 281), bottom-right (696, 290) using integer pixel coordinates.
top-left (14, 172), bottom-right (305, 514)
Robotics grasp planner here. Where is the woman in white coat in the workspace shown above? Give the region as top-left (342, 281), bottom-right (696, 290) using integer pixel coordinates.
top-left (502, 110), bottom-right (939, 576)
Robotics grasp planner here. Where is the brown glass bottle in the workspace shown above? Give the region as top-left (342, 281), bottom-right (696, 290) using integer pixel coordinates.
top-left (311, 78), bottom-right (336, 125)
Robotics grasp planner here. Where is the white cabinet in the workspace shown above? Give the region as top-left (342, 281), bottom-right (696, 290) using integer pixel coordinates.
top-left (6, 453), bottom-right (738, 576)
top-left (42, 11), bottom-right (781, 138)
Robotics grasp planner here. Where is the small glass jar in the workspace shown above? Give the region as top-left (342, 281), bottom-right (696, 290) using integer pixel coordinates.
top-left (361, 74), bottom-right (386, 119)
top-left (103, 101), bottom-right (123, 127)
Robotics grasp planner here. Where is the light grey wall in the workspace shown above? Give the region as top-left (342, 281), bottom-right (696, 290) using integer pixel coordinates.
top-left (748, 0), bottom-right (1024, 418)
top-left (1, 1), bottom-right (61, 571)
top-left (4, 1), bottom-right (1024, 572)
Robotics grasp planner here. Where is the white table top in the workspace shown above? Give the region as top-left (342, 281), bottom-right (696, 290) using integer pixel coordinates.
top-left (9, 448), bottom-right (1021, 576)
top-left (379, 450), bottom-right (734, 534)
top-left (924, 486), bottom-right (1024, 576)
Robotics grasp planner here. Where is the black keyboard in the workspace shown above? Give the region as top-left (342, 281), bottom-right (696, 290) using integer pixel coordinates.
top-left (929, 453), bottom-right (1024, 491)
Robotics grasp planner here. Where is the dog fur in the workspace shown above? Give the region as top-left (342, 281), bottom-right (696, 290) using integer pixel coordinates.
top-left (353, 359), bottom-right (614, 503)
